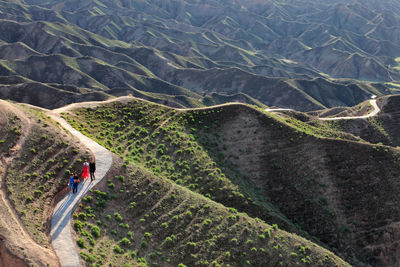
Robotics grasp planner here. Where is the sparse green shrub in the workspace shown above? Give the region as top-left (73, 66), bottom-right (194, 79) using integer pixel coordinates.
top-left (127, 231), bottom-right (134, 239)
top-left (119, 237), bottom-right (131, 246)
top-left (138, 257), bottom-right (147, 264)
top-left (77, 238), bottom-right (86, 248)
top-left (25, 196), bottom-right (33, 203)
top-left (115, 175), bottom-right (125, 183)
top-left (80, 252), bottom-right (95, 263)
top-left (203, 218), bottom-right (212, 226)
top-left (96, 199), bottom-right (106, 208)
top-left (91, 225), bottom-right (100, 238)
top-left (264, 228), bottom-right (272, 238)
top-left (114, 212), bottom-right (123, 222)
top-left (113, 245), bottom-right (124, 254)
top-left (74, 220), bottom-right (83, 232)
top-left (79, 212), bottom-right (87, 221)
top-left (165, 235), bottom-right (175, 246)
top-left (83, 196), bottom-right (92, 203)
top-left (187, 241), bottom-right (197, 248)
top-left (34, 190), bottom-right (42, 197)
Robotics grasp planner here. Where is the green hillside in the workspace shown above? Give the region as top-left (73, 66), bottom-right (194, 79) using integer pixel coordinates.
top-left (72, 157), bottom-right (348, 266)
top-left (65, 97), bottom-right (400, 266)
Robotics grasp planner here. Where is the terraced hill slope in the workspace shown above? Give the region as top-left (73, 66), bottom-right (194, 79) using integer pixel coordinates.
top-left (0, 0), bottom-right (399, 110)
top-left (64, 96), bottom-right (400, 266)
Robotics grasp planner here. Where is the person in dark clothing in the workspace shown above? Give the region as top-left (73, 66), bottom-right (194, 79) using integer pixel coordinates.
top-left (73, 173), bottom-right (79, 194)
top-left (89, 158), bottom-right (96, 181)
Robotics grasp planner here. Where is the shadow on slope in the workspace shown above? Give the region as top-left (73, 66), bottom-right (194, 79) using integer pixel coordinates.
top-left (66, 97), bottom-right (400, 266)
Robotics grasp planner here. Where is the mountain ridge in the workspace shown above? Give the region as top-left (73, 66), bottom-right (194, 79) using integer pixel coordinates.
top-left (0, 0), bottom-right (399, 109)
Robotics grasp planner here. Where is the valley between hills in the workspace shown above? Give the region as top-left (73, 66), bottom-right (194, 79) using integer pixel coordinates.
top-left (0, 0), bottom-right (400, 111)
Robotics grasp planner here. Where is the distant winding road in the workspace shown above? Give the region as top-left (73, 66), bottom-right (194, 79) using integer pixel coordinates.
top-left (319, 100), bottom-right (380, 121)
top-left (265, 99), bottom-right (380, 120)
top-left (49, 106), bottom-right (112, 267)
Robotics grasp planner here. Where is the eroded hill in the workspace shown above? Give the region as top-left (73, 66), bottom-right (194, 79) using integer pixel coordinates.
top-left (64, 96), bottom-right (400, 266)
top-left (0, 0), bottom-right (399, 110)
top-left (323, 95), bottom-right (400, 147)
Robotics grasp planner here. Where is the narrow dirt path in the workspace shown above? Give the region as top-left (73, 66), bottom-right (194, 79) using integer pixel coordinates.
top-left (48, 108), bottom-right (112, 267)
top-left (319, 100), bottom-right (380, 121)
top-left (265, 99), bottom-right (380, 121)
top-left (264, 108), bottom-right (294, 112)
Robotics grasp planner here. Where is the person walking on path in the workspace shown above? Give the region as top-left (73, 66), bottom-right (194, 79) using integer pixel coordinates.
top-left (81, 160), bottom-right (90, 179)
top-left (72, 173), bottom-right (79, 194)
top-left (89, 158), bottom-right (96, 181)
top-left (68, 174), bottom-right (74, 192)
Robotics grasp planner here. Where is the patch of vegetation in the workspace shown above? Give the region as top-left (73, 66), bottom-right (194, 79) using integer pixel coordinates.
top-left (72, 159), bottom-right (348, 266)
top-left (65, 100), bottom-right (294, 231)
top-left (67, 98), bottom-right (400, 265)
top-left (3, 106), bottom-right (90, 246)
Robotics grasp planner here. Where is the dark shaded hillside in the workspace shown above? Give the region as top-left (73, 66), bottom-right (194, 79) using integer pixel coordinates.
top-left (0, 0), bottom-right (398, 109)
top-left (325, 95), bottom-right (400, 147)
top-left (66, 96), bottom-right (400, 266)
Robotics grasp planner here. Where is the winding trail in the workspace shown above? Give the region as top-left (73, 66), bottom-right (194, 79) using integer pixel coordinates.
top-left (265, 99), bottom-right (380, 120)
top-left (46, 96), bottom-right (380, 266)
top-left (319, 100), bottom-right (380, 120)
top-left (264, 108), bottom-right (294, 112)
top-left (48, 108), bottom-right (112, 267)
